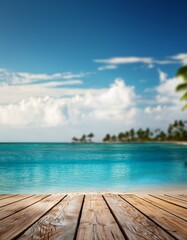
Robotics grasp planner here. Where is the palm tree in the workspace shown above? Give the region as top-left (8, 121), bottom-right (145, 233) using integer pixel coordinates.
top-left (72, 137), bottom-right (78, 142)
top-left (130, 129), bottom-right (135, 141)
top-left (103, 134), bottom-right (111, 142)
top-left (154, 128), bottom-right (161, 141)
top-left (167, 124), bottom-right (173, 138)
top-left (145, 128), bottom-right (151, 140)
top-left (87, 133), bottom-right (94, 142)
top-left (80, 134), bottom-right (86, 142)
top-left (137, 128), bottom-right (143, 140)
top-left (176, 66), bottom-right (187, 110)
top-left (111, 135), bottom-right (117, 142)
top-left (173, 120), bottom-right (178, 128)
top-left (179, 120), bottom-right (184, 128)
top-left (118, 132), bottom-right (125, 142)
top-left (157, 131), bottom-right (167, 141)
top-left (125, 131), bottom-right (130, 141)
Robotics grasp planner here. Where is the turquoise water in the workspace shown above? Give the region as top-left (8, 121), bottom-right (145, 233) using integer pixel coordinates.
top-left (0, 143), bottom-right (187, 193)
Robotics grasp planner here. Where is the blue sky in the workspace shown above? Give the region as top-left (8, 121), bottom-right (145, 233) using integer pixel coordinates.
top-left (0, 0), bottom-right (187, 141)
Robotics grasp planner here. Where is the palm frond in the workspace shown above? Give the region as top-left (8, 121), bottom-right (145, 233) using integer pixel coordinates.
top-left (176, 65), bottom-right (187, 81)
top-left (180, 92), bottom-right (187, 101)
top-left (182, 103), bottom-right (187, 111)
top-left (176, 82), bottom-right (187, 92)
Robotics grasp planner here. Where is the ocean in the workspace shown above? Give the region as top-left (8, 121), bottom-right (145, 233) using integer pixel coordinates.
top-left (0, 142), bottom-right (187, 193)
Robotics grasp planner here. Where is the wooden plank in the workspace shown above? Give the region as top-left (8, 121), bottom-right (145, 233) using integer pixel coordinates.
top-left (121, 194), bottom-right (187, 240)
top-left (0, 194), bottom-right (65, 239)
top-left (104, 194), bottom-right (173, 240)
top-left (18, 194), bottom-right (84, 240)
top-left (139, 194), bottom-right (187, 221)
top-left (0, 195), bottom-right (18, 200)
top-left (0, 194), bottom-right (49, 220)
top-left (150, 194), bottom-right (187, 209)
top-left (164, 194), bottom-right (187, 202)
top-left (76, 194), bottom-right (125, 240)
top-left (0, 194), bottom-right (34, 208)
top-left (177, 194), bottom-right (187, 199)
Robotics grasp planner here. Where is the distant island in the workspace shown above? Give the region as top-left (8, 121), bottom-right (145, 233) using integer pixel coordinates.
top-left (72, 120), bottom-right (187, 143)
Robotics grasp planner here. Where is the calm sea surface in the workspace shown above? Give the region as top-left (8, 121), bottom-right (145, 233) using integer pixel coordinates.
top-left (0, 143), bottom-right (187, 193)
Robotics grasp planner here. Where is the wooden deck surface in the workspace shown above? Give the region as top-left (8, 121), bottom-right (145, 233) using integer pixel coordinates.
top-left (0, 193), bottom-right (187, 239)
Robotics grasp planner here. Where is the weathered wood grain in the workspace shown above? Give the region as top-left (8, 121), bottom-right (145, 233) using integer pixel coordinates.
top-left (0, 194), bottom-right (34, 208)
top-left (176, 194), bottom-right (187, 201)
top-left (76, 194), bottom-right (125, 240)
top-left (104, 194), bottom-right (173, 240)
top-left (164, 194), bottom-right (187, 202)
top-left (0, 194), bottom-right (49, 220)
top-left (139, 194), bottom-right (187, 221)
top-left (122, 194), bottom-right (187, 240)
top-left (18, 194), bottom-right (84, 240)
top-left (0, 194), bottom-right (65, 239)
top-left (0, 195), bottom-right (18, 200)
top-left (150, 194), bottom-right (187, 209)
top-left (0, 193), bottom-right (186, 240)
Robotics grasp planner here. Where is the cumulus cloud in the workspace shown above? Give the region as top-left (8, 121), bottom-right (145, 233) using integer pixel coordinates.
top-left (144, 105), bottom-right (164, 114)
top-left (0, 97), bottom-right (68, 127)
top-left (156, 75), bottom-right (183, 104)
top-left (0, 68), bottom-right (87, 86)
top-left (0, 78), bottom-right (138, 128)
top-left (0, 82), bottom-right (100, 105)
top-left (142, 71), bottom-right (187, 129)
top-left (1, 65), bottom-right (187, 141)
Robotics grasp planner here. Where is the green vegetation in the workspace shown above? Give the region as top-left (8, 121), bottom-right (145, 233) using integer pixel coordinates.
top-left (102, 120), bottom-right (187, 142)
top-left (176, 66), bottom-right (187, 110)
top-left (72, 133), bottom-right (94, 143)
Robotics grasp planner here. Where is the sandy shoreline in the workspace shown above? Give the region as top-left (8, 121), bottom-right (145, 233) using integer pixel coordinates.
top-left (125, 185), bottom-right (187, 195)
top-left (3, 185), bottom-right (187, 195)
top-left (173, 141), bottom-right (187, 145)
top-left (41, 185), bottom-right (187, 196)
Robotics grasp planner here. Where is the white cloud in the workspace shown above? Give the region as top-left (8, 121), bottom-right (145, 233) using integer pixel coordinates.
top-left (0, 97), bottom-right (68, 127)
top-left (61, 72), bottom-right (87, 79)
top-left (98, 65), bottom-right (118, 71)
top-left (94, 54), bottom-right (187, 71)
top-left (44, 80), bottom-right (83, 88)
top-left (94, 56), bottom-right (153, 65)
top-left (158, 69), bottom-right (167, 82)
top-left (144, 105), bottom-right (165, 114)
top-left (1, 65), bottom-right (187, 141)
top-left (0, 68), bottom-right (88, 86)
top-left (142, 104), bottom-right (187, 129)
top-left (0, 82), bottom-right (100, 105)
top-left (156, 75), bottom-right (183, 104)
top-left (142, 73), bottom-right (187, 129)
top-left (0, 78), bottom-right (138, 128)
top-left (94, 56), bottom-right (156, 72)
top-left (171, 53), bottom-right (187, 65)
top-left (155, 60), bottom-right (175, 65)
